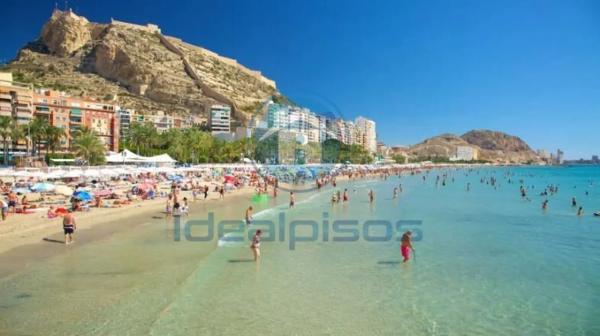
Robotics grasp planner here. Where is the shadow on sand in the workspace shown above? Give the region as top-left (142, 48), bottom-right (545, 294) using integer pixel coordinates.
top-left (228, 259), bottom-right (255, 263)
top-left (42, 238), bottom-right (64, 244)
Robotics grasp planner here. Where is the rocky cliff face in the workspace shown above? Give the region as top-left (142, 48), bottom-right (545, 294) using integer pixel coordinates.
top-left (409, 134), bottom-right (471, 158)
top-left (409, 130), bottom-right (540, 163)
top-left (460, 130), bottom-right (540, 163)
top-left (40, 10), bottom-right (92, 57)
top-left (5, 10), bottom-right (277, 122)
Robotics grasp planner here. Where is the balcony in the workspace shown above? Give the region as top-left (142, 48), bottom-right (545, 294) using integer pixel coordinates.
top-left (16, 111), bottom-right (33, 119)
top-left (35, 106), bottom-right (51, 114)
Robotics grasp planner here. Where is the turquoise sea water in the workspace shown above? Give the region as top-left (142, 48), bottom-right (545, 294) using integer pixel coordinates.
top-left (0, 166), bottom-right (599, 335)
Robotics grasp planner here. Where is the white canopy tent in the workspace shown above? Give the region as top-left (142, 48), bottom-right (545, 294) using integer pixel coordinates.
top-left (106, 150), bottom-right (177, 165)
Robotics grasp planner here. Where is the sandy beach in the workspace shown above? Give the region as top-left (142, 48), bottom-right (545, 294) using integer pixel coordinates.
top-left (0, 185), bottom-right (257, 256)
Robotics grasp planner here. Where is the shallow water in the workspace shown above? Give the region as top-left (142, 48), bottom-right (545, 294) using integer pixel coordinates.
top-left (1, 166), bottom-right (599, 335)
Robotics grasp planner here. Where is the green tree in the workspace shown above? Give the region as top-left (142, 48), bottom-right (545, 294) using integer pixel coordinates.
top-left (0, 116), bottom-right (12, 165)
top-left (128, 122), bottom-right (158, 155)
top-left (12, 123), bottom-right (27, 158)
top-left (392, 154), bottom-right (406, 164)
top-left (28, 117), bottom-right (50, 156)
top-left (45, 125), bottom-right (66, 154)
top-left (72, 127), bottom-right (106, 165)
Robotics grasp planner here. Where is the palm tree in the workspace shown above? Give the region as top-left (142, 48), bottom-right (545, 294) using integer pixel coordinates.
top-left (72, 127), bottom-right (106, 165)
top-left (11, 123), bottom-right (27, 158)
top-left (28, 117), bottom-right (49, 156)
top-left (45, 126), bottom-right (66, 154)
top-left (0, 116), bottom-right (12, 165)
top-left (128, 122), bottom-right (158, 155)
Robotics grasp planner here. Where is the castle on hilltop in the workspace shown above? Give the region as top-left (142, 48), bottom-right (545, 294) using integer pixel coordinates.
top-left (110, 19), bottom-right (161, 34)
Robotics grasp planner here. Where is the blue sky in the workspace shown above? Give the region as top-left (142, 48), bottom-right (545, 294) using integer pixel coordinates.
top-left (2, 0), bottom-right (600, 159)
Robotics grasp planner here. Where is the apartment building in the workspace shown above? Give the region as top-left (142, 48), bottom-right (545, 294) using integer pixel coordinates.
top-left (355, 116), bottom-right (377, 153)
top-left (32, 88), bottom-right (120, 151)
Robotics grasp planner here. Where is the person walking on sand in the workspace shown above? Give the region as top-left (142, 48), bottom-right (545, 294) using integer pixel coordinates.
top-left (7, 191), bottom-right (17, 213)
top-left (400, 231), bottom-right (415, 263)
top-left (166, 197), bottom-right (172, 218)
top-left (251, 229), bottom-right (262, 261)
top-left (63, 210), bottom-right (77, 245)
top-left (245, 206), bottom-right (253, 226)
top-left (219, 186), bottom-right (225, 199)
top-left (1, 198), bottom-right (8, 221)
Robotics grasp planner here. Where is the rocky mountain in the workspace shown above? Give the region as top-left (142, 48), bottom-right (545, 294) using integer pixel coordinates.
top-left (409, 129), bottom-right (540, 163)
top-left (3, 10), bottom-right (278, 123)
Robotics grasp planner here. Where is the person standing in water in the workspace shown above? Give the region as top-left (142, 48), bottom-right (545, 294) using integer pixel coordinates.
top-left (63, 210), bottom-right (77, 245)
top-left (393, 187), bottom-right (398, 199)
top-left (368, 189), bottom-right (375, 203)
top-left (250, 229), bottom-right (262, 261)
top-left (400, 231), bottom-right (415, 263)
top-left (289, 192), bottom-right (295, 208)
top-left (343, 189), bottom-right (349, 202)
top-left (245, 206), bottom-right (253, 226)
top-left (577, 206), bottom-right (584, 216)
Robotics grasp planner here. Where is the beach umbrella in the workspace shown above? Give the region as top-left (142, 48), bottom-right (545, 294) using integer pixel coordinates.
top-left (73, 190), bottom-right (93, 201)
top-left (83, 169), bottom-right (100, 178)
top-left (54, 185), bottom-right (74, 196)
top-left (46, 171), bottom-right (65, 179)
top-left (167, 174), bottom-right (183, 181)
top-left (13, 188), bottom-right (30, 194)
top-left (98, 169), bottom-right (118, 177)
top-left (31, 182), bottom-right (56, 192)
top-left (62, 170), bottom-right (82, 178)
top-left (12, 171), bottom-right (30, 178)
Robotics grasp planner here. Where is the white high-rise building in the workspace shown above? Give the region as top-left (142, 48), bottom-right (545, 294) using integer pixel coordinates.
top-left (266, 102), bottom-right (321, 143)
top-left (209, 105), bottom-right (231, 133)
top-left (355, 116), bottom-right (377, 153)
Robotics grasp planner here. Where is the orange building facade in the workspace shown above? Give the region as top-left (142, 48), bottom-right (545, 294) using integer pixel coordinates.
top-left (32, 89), bottom-right (119, 152)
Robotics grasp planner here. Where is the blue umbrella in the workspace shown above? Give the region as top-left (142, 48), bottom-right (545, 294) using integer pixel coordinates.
top-left (13, 188), bottom-right (30, 194)
top-left (73, 190), bottom-right (92, 201)
top-left (32, 182), bottom-right (55, 192)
